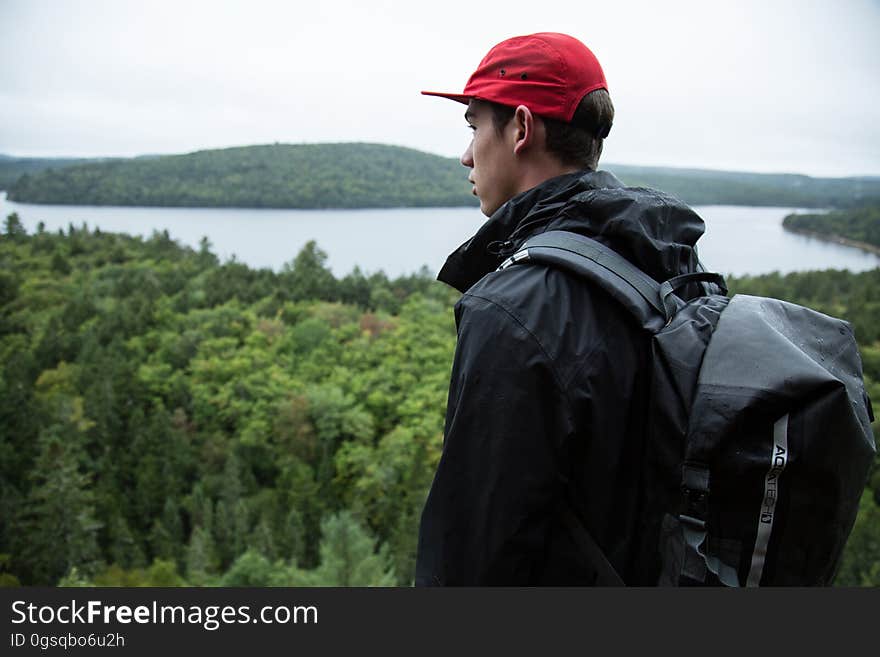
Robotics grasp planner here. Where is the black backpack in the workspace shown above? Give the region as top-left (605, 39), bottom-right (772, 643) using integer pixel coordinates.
top-left (500, 230), bottom-right (877, 586)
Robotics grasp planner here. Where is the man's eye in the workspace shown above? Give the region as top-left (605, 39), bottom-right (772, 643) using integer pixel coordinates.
top-left (466, 124), bottom-right (476, 131)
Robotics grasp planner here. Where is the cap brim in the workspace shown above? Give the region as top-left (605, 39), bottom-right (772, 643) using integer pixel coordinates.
top-left (421, 90), bottom-right (472, 105)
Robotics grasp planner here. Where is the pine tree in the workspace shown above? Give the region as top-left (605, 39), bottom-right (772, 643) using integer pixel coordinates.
top-left (213, 452), bottom-right (249, 566)
top-left (4, 212), bottom-right (26, 240)
top-left (16, 426), bottom-right (101, 584)
top-left (148, 498), bottom-right (184, 564)
top-left (186, 525), bottom-right (218, 585)
top-left (312, 511), bottom-right (395, 586)
top-left (105, 513), bottom-right (146, 569)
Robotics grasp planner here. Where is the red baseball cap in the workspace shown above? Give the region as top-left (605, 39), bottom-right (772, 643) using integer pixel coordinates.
top-left (422, 32), bottom-right (608, 123)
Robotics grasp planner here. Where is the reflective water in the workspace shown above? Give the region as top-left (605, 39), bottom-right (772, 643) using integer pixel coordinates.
top-left (3, 193), bottom-right (878, 278)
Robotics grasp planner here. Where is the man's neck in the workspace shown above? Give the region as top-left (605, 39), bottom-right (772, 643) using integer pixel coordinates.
top-left (514, 158), bottom-right (582, 198)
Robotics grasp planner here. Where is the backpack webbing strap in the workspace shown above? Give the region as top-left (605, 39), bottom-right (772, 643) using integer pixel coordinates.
top-left (500, 231), bottom-right (727, 332)
top-left (559, 505), bottom-right (625, 586)
top-left (678, 464), bottom-right (740, 587)
top-left (499, 231), bottom-right (667, 332)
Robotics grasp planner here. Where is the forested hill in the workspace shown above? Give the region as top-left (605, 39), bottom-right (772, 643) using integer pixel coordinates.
top-left (4, 144), bottom-right (477, 209)
top-left (608, 165), bottom-right (880, 210)
top-left (4, 144), bottom-right (880, 209)
top-left (0, 155), bottom-right (104, 190)
top-left (783, 205), bottom-right (880, 251)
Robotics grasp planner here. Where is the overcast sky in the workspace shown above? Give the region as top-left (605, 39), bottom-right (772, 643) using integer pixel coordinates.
top-left (1, 0), bottom-right (878, 177)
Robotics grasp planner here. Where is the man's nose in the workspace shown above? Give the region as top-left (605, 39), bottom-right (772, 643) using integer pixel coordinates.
top-left (460, 141), bottom-right (474, 168)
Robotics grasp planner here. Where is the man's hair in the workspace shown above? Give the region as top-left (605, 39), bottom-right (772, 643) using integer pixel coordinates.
top-left (488, 89), bottom-right (614, 171)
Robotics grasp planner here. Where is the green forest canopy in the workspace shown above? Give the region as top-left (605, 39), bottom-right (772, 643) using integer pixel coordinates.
top-left (4, 144), bottom-right (476, 209)
top-left (0, 156), bottom-right (103, 191)
top-left (4, 144), bottom-right (880, 209)
top-left (1, 212), bottom-right (879, 587)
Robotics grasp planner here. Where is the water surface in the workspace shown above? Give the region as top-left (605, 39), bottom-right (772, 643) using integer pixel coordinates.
top-left (2, 194), bottom-right (877, 278)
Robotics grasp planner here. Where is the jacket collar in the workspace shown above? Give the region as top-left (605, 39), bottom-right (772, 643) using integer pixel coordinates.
top-left (438, 170), bottom-right (623, 293)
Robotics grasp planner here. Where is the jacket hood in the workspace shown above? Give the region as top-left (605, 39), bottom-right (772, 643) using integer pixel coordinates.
top-left (438, 169), bottom-right (706, 293)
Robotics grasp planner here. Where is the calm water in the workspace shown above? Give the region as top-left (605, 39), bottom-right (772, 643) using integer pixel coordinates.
top-left (2, 193), bottom-right (878, 278)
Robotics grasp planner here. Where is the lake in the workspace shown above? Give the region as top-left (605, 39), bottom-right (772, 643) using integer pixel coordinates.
top-left (2, 193), bottom-right (878, 278)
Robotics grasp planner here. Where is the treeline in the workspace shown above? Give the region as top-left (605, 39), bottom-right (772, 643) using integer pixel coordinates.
top-left (610, 165), bottom-right (880, 209)
top-left (1, 215), bottom-right (878, 586)
top-left (4, 144), bottom-right (478, 209)
top-left (4, 145), bottom-right (880, 210)
top-left (782, 205), bottom-right (880, 250)
top-left (0, 156), bottom-right (102, 191)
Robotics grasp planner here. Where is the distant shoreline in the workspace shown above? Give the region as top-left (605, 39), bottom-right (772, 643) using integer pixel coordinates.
top-left (4, 144), bottom-right (880, 210)
top-left (0, 193), bottom-right (858, 213)
top-left (782, 225), bottom-right (880, 256)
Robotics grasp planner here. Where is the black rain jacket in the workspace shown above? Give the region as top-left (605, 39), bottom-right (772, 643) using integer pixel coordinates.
top-left (415, 169), bottom-right (706, 585)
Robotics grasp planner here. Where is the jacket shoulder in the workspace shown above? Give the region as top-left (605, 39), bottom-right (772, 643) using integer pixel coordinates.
top-left (459, 262), bottom-right (642, 389)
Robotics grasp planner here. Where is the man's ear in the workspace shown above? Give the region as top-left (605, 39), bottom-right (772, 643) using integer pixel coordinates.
top-left (512, 105), bottom-right (536, 155)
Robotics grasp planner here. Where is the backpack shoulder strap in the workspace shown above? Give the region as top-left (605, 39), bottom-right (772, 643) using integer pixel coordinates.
top-left (499, 230), bottom-right (667, 331)
top-left (500, 230), bottom-right (726, 331)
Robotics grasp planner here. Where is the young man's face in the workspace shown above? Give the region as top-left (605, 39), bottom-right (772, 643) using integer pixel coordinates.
top-left (461, 100), bottom-right (520, 217)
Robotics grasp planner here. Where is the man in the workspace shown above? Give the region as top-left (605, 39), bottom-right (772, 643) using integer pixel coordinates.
top-left (416, 33), bottom-right (706, 585)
